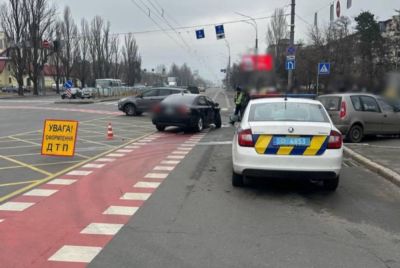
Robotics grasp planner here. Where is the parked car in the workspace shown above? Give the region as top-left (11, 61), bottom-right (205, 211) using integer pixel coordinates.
top-left (187, 86), bottom-right (200, 94)
top-left (118, 87), bottom-right (189, 116)
top-left (152, 94), bottom-right (222, 132)
top-left (61, 88), bottom-right (82, 99)
top-left (81, 88), bottom-right (94, 99)
top-left (318, 93), bottom-right (400, 143)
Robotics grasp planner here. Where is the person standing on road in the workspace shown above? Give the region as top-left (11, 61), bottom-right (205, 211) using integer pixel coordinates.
top-left (230, 86), bottom-right (245, 125)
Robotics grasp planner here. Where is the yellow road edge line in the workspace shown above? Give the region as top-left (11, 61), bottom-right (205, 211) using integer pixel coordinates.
top-left (0, 131), bottom-right (156, 204)
top-left (0, 180), bottom-right (41, 188)
top-left (0, 155), bottom-right (52, 176)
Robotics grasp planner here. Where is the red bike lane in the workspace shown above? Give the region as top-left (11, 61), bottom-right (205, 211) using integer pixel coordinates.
top-left (0, 131), bottom-right (206, 268)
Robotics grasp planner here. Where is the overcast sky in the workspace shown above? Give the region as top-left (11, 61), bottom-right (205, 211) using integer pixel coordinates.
top-left (49, 0), bottom-right (400, 82)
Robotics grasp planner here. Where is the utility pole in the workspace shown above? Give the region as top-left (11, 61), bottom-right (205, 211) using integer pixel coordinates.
top-left (288, 0), bottom-right (296, 91)
top-left (225, 39), bottom-right (231, 90)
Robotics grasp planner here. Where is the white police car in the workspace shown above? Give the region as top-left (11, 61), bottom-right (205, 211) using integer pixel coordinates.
top-left (232, 95), bottom-right (343, 191)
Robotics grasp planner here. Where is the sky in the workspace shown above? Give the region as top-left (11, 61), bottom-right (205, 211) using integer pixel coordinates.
top-left (39, 0), bottom-right (400, 82)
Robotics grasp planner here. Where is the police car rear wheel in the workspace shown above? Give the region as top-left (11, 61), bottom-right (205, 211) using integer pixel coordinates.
top-left (323, 177), bottom-right (339, 191)
top-left (195, 117), bottom-right (203, 132)
top-left (232, 171), bottom-right (244, 187)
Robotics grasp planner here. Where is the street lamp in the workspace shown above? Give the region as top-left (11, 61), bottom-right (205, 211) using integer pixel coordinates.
top-left (235, 12), bottom-right (258, 55)
top-left (224, 39), bottom-right (231, 90)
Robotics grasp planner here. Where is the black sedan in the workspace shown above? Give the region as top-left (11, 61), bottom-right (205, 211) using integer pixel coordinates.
top-left (152, 94), bottom-right (222, 132)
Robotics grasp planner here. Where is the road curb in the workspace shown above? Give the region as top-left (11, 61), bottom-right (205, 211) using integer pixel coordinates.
top-left (344, 146), bottom-right (400, 187)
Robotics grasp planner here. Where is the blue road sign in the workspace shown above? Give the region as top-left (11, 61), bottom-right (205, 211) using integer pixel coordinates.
top-left (196, 29), bottom-right (205, 39)
top-left (318, 63), bottom-right (331, 75)
top-left (64, 80), bottom-right (73, 89)
top-left (287, 46), bottom-right (296, 55)
top-left (215, 25), bottom-right (225, 40)
top-left (286, 59), bottom-right (296, 70)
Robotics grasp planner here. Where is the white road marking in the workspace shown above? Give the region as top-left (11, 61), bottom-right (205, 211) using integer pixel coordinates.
top-left (177, 147), bottom-right (192, 151)
top-left (145, 173), bottom-right (168, 179)
top-left (180, 144), bottom-right (195, 147)
top-left (162, 160), bottom-right (180, 165)
top-left (83, 163), bottom-right (105, 169)
top-left (103, 206), bottom-right (139, 216)
top-left (116, 149), bottom-right (133, 153)
top-left (133, 142), bottom-right (147, 146)
top-left (141, 139), bottom-right (154, 142)
top-left (172, 151), bottom-right (189, 155)
top-left (48, 245), bottom-right (102, 263)
top-left (23, 189), bottom-right (58, 197)
top-left (134, 181), bottom-right (160, 189)
top-left (121, 192), bottom-right (151, 201)
top-left (47, 179), bottom-right (77, 185)
top-left (80, 223), bottom-right (124, 235)
top-left (66, 170), bottom-right (92, 176)
top-left (0, 202), bottom-right (34, 211)
top-left (154, 166), bottom-right (174, 171)
top-left (0, 219), bottom-right (4, 223)
top-left (106, 153), bottom-right (125, 157)
top-left (167, 155), bottom-right (185, 160)
top-left (96, 158), bottom-right (116, 162)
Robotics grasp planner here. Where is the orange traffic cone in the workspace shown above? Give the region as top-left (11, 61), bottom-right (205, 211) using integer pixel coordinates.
top-left (107, 123), bottom-right (114, 140)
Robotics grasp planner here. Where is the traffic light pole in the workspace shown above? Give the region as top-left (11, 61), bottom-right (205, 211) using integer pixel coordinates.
top-left (288, 0), bottom-right (296, 91)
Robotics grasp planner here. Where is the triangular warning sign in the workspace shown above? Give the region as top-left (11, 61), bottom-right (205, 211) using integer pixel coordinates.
top-left (320, 64), bottom-right (328, 73)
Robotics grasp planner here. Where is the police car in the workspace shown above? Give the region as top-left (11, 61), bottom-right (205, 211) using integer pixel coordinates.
top-left (232, 94), bottom-right (343, 191)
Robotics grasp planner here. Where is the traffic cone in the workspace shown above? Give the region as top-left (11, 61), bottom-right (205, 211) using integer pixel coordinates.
top-left (107, 123), bottom-right (114, 140)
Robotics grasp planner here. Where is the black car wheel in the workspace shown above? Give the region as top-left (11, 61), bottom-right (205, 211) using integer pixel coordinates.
top-left (156, 125), bottom-right (166, 132)
top-left (232, 171), bottom-right (244, 187)
top-left (194, 117), bottom-right (204, 132)
top-left (61, 95), bottom-right (66, 99)
top-left (348, 124), bottom-right (363, 143)
top-left (214, 112), bottom-right (222, 129)
top-left (125, 104), bottom-right (137, 116)
top-left (323, 177), bottom-right (340, 192)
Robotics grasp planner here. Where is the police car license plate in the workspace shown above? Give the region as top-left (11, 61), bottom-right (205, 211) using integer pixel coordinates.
top-left (272, 137), bottom-right (311, 147)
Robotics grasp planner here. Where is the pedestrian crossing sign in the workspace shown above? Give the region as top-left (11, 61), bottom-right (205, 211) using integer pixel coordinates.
top-left (318, 63), bottom-right (331, 75)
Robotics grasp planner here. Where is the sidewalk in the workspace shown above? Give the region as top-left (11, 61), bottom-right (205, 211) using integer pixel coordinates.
top-left (345, 136), bottom-right (400, 186)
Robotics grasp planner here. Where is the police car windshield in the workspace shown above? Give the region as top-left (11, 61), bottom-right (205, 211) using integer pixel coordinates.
top-left (248, 102), bottom-right (329, 123)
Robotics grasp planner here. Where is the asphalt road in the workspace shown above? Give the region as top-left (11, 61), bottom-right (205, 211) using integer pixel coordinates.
top-left (1, 89), bottom-right (400, 267)
top-left (89, 90), bottom-right (400, 268)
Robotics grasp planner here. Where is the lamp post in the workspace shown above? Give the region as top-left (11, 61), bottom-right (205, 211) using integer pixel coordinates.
top-left (235, 12), bottom-right (258, 55)
top-left (224, 39), bottom-right (231, 89)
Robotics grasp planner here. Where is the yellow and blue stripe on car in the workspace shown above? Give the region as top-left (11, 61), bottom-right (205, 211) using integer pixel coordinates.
top-left (253, 135), bottom-right (329, 156)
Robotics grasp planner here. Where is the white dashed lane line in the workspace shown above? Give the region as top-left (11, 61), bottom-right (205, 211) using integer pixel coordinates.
top-left (121, 193), bottom-right (151, 201)
top-left (96, 158), bottom-right (116, 162)
top-left (103, 206), bottom-right (139, 216)
top-left (23, 189), bottom-right (58, 197)
top-left (0, 202), bottom-right (35, 211)
top-left (47, 179), bottom-right (77, 185)
top-left (66, 170), bottom-right (93, 176)
top-left (48, 245), bottom-right (102, 263)
top-left (82, 163), bottom-right (106, 169)
top-left (134, 182), bottom-right (161, 189)
top-left (145, 173), bottom-right (168, 179)
top-left (80, 223), bottom-right (124, 236)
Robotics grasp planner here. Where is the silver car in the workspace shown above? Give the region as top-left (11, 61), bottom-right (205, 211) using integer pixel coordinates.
top-left (318, 93), bottom-right (400, 143)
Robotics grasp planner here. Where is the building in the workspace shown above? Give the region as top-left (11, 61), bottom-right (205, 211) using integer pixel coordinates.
top-left (0, 32), bottom-right (65, 89)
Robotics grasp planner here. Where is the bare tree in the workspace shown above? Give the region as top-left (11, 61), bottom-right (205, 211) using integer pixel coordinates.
top-left (122, 34), bottom-right (141, 86)
top-left (60, 6), bottom-right (78, 81)
top-left (75, 18), bottom-right (91, 87)
top-left (266, 8), bottom-right (289, 78)
top-left (0, 0), bottom-right (28, 96)
top-left (24, 0), bottom-right (56, 95)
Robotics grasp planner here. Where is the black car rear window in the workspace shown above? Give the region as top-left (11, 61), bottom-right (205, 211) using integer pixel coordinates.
top-left (319, 96), bottom-right (341, 111)
top-left (162, 94), bottom-right (196, 105)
